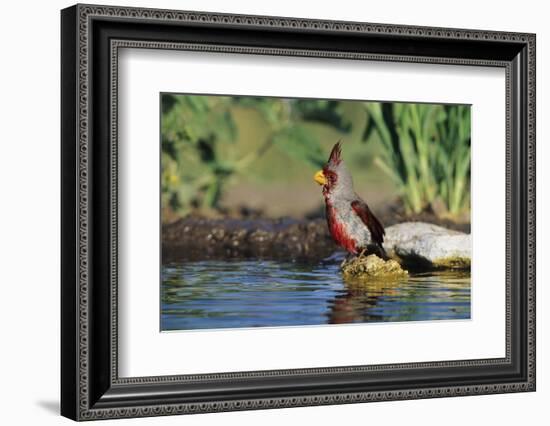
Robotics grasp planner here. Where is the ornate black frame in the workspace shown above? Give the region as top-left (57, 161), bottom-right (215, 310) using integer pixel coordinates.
top-left (61, 3), bottom-right (536, 421)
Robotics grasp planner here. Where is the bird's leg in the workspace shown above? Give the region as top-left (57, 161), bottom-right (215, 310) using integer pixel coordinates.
top-left (340, 252), bottom-right (353, 268)
top-left (358, 248), bottom-right (367, 258)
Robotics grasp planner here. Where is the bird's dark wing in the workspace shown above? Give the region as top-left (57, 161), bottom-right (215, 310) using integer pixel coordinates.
top-left (351, 199), bottom-right (385, 245)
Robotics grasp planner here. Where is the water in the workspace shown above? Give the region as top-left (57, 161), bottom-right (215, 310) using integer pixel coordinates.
top-left (161, 259), bottom-right (470, 331)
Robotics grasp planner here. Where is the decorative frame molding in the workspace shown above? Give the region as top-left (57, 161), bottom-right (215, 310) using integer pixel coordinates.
top-left (61, 3), bottom-right (535, 421)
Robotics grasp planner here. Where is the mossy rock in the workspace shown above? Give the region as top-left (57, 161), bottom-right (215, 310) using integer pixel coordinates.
top-left (341, 254), bottom-right (408, 280)
top-left (432, 256), bottom-right (471, 269)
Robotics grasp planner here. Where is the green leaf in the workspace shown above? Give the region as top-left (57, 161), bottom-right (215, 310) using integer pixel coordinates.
top-left (272, 125), bottom-right (326, 168)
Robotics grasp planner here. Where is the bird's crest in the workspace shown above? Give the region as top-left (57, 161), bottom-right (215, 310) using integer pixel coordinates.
top-left (327, 140), bottom-right (343, 166)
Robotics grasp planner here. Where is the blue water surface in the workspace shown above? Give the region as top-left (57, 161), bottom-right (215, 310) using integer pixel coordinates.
top-left (161, 259), bottom-right (470, 331)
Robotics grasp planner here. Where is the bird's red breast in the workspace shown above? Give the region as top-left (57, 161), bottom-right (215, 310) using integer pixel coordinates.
top-left (325, 200), bottom-right (357, 254)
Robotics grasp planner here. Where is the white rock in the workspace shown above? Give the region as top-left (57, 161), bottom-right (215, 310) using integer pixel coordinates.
top-left (384, 222), bottom-right (471, 268)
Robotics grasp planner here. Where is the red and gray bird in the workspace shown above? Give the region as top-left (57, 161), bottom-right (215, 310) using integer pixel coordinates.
top-left (314, 141), bottom-right (387, 260)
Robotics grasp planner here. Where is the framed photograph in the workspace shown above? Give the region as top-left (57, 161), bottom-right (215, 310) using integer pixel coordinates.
top-left (61, 3), bottom-right (536, 421)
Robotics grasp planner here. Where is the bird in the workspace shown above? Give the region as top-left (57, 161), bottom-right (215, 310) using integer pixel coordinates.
top-left (313, 141), bottom-right (387, 263)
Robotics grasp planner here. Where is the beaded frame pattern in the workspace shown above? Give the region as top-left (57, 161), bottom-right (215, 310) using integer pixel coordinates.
top-left (73, 4), bottom-right (535, 420)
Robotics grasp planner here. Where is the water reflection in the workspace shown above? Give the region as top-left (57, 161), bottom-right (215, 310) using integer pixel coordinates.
top-left (161, 260), bottom-right (470, 331)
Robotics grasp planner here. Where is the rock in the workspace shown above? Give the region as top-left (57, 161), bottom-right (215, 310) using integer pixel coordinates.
top-left (342, 254), bottom-right (408, 280)
top-left (384, 222), bottom-right (471, 269)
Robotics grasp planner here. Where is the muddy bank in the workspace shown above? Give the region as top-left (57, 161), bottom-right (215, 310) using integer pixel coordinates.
top-left (162, 217), bottom-right (336, 263)
top-left (374, 203), bottom-right (470, 234)
top-left (163, 217), bottom-right (471, 268)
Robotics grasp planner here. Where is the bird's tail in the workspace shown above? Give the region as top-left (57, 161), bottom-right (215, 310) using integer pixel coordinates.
top-left (377, 244), bottom-right (390, 261)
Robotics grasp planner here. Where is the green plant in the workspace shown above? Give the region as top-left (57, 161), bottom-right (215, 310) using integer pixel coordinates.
top-left (364, 103), bottom-right (470, 219)
top-left (161, 95), bottom-right (350, 217)
top-left (161, 95), bottom-right (239, 215)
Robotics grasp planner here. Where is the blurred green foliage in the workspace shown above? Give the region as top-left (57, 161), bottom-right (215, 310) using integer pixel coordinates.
top-left (161, 95), bottom-right (349, 215)
top-left (161, 94), bottom-right (471, 221)
top-left (364, 103), bottom-right (471, 218)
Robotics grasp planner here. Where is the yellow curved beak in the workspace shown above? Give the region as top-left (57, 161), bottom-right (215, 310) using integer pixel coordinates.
top-left (314, 170), bottom-right (327, 186)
